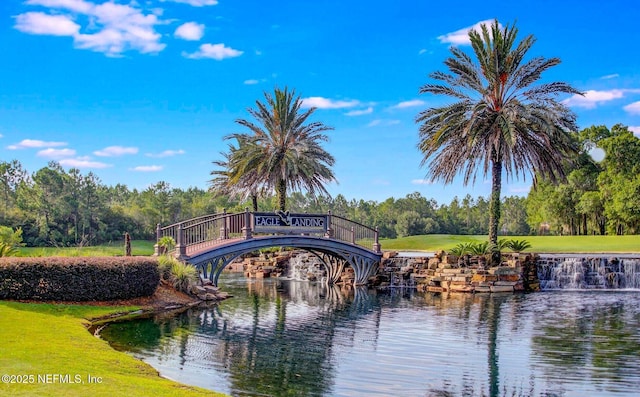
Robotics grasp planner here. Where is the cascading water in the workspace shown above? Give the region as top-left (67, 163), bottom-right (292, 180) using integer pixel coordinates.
top-left (537, 256), bottom-right (640, 290)
top-left (285, 253), bottom-right (326, 282)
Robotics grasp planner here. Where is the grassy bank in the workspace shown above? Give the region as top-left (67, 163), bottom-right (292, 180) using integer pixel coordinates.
top-left (381, 234), bottom-right (640, 253)
top-left (0, 302), bottom-right (227, 397)
top-left (16, 240), bottom-right (156, 257)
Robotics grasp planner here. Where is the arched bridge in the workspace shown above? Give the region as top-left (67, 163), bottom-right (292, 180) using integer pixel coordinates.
top-left (156, 210), bottom-right (382, 287)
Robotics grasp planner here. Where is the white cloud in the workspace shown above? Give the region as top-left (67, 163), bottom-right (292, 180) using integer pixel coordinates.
top-left (624, 101), bottom-right (640, 115)
top-left (164, 0), bottom-right (218, 6)
top-left (146, 149), bottom-right (185, 158)
top-left (367, 119), bottom-right (401, 127)
top-left (16, 0), bottom-right (166, 56)
top-left (174, 22), bottom-right (204, 41)
top-left (345, 107), bottom-right (373, 116)
top-left (629, 126), bottom-right (640, 136)
top-left (390, 99), bottom-right (426, 109)
top-left (183, 43), bottom-right (243, 60)
top-left (37, 148), bottom-right (76, 158)
top-left (412, 179), bottom-right (434, 185)
top-left (438, 19), bottom-right (498, 45)
top-left (0, 134), bottom-right (4, 138)
top-left (563, 89), bottom-right (625, 109)
top-left (601, 74), bottom-right (619, 80)
top-left (8, 139), bottom-right (67, 149)
top-left (244, 79), bottom-right (259, 85)
top-left (14, 12), bottom-right (80, 36)
top-left (94, 146), bottom-right (138, 157)
top-left (131, 165), bottom-right (163, 172)
top-left (59, 158), bottom-right (111, 169)
top-left (26, 0), bottom-right (92, 13)
top-left (301, 97), bottom-right (360, 109)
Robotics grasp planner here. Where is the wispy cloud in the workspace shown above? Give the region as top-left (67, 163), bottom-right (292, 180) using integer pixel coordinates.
top-left (301, 97), bottom-right (360, 109)
top-left (37, 148), bottom-right (76, 158)
top-left (146, 149), bottom-right (185, 158)
top-left (174, 22), bottom-right (205, 41)
top-left (367, 119), bottom-right (401, 127)
top-left (624, 101), bottom-right (640, 115)
top-left (131, 165), bottom-right (163, 172)
top-left (164, 0), bottom-right (218, 6)
top-left (438, 19), bottom-right (498, 45)
top-left (94, 146), bottom-right (138, 157)
top-left (389, 99), bottom-right (426, 110)
top-left (411, 179), bottom-right (434, 185)
top-left (345, 107), bottom-right (373, 116)
top-left (59, 157), bottom-right (111, 169)
top-left (563, 89), bottom-right (625, 109)
top-left (244, 79), bottom-right (259, 85)
top-left (629, 126), bottom-right (640, 136)
top-left (183, 43), bottom-right (243, 60)
top-left (601, 73), bottom-right (619, 80)
top-left (8, 139), bottom-right (67, 149)
top-left (15, 0), bottom-right (165, 56)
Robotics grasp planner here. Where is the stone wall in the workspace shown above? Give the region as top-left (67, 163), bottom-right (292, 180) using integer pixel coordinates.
top-left (227, 250), bottom-right (541, 293)
top-left (374, 251), bottom-right (540, 293)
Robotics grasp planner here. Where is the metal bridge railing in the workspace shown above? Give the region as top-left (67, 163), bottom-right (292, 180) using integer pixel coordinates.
top-left (156, 210), bottom-right (381, 257)
top-left (328, 213), bottom-right (380, 252)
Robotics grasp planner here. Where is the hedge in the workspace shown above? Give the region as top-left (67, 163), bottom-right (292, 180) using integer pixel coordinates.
top-left (0, 257), bottom-right (160, 301)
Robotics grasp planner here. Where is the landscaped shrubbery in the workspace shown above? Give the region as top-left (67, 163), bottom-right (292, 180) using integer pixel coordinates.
top-left (0, 257), bottom-right (159, 301)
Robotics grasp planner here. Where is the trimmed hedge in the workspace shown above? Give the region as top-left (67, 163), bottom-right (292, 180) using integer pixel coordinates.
top-left (0, 257), bottom-right (160, 301)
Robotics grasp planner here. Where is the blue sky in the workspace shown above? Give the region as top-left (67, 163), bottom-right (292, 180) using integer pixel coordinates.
top-left (2, 0), bottom-right (639, 204)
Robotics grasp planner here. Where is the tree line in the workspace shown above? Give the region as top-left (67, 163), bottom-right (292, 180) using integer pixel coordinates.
top-left (1, 122), bottom-right (639, 249)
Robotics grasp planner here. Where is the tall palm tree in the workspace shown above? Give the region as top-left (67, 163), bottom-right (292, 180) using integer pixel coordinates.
top-left (226, 87), bottom-right (336, 211)
top-left (417, 20), bottom-right (581, 260)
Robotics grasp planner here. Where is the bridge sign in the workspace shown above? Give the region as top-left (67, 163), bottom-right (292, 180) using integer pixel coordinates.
top-left (253, 211), bottom-right (327, 234)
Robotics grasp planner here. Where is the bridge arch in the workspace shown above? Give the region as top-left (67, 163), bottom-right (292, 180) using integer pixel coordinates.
top-left (186, 236), bottom-right (381, 287)
top-left (156, 211), bottom-right (382, 287)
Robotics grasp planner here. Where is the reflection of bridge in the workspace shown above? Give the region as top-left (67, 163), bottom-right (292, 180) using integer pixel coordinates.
top-left (156, 210), bottom-right (382, 286)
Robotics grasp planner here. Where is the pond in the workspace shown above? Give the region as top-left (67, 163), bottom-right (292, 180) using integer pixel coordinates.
top-left (101, 275), bottom-right (640, 397)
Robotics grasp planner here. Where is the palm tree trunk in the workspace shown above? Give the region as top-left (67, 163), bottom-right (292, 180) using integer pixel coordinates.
top-left (489, 159), bottom-right (502, 264)
top-left (277, 179), bottom-right (287, 211)
top-left (251, 194), bottom-right (258, 212)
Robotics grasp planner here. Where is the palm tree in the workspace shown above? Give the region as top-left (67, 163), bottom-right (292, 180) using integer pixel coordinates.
top-left (224, 87), bottom-right (336, 211)
top-left (416, 20), bottom-right (581, 261)
top-left (210, 136), bottom-right (265, 211)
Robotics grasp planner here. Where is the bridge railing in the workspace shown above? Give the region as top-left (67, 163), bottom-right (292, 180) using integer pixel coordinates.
top-left (157, 210), bottom-right (381, 257)
top-left (157, 211), bottom-right (247, 256)
top-left (329, 213), bottom-right (380, 252)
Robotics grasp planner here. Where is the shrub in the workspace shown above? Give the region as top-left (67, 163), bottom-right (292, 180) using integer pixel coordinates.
top-left (157, 236), bottom-right (176, 254)
top-left (503, 239), bottom-right (532, 253)
top-left (170, 261), bottom-right (198, 293)
top-left (449, 242), bottom-right (472, 256)
top-left (0, 242), bottom-right (18, 257)
top-left (468, 241), bottom-right (491, 255)
top-left (0, 257), bottom-right (159, 301)
top-left (157, 255), bottom-right (175, 280)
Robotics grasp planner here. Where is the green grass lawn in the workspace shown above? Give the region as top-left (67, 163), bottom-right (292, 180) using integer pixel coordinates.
top-left (17, 240), bottom-right (156, 257)
top-left (381, 234), bottom-right (640, 253)
top-left (0, 301), bottom-right (227, 397)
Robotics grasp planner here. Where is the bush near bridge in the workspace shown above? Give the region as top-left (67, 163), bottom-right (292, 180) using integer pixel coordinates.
top-left (0, 257), bottom-right (159, 301)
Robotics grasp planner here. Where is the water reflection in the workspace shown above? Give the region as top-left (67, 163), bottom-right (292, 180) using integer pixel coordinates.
top-left (101, 277), bottom-right (640, 397)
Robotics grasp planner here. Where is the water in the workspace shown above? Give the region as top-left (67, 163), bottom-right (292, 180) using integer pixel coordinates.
top-left (101, 275), bottom-right (640, 397)
top-left (538, 257), bottom-right (640, 290)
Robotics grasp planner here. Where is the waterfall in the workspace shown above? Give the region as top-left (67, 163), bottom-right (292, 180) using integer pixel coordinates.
top-left (537, 256), bottom-right (640, 290)
top-left (285, 253), bottom-right (326, 282)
